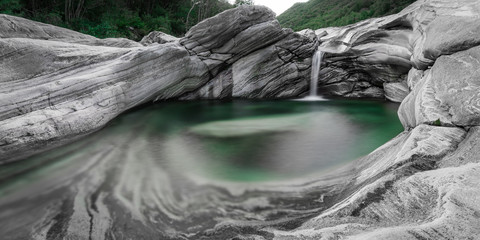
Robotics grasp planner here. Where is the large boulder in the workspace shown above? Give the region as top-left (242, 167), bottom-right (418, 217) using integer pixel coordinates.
top-left (399, 45), bottom-right (480, 129)
top-left (409, 0), bottom-right (480, 69)
top-left (181, 5), bottom-right (275, 51)
top-left (2, 0), bottom-right (480, 239)
top-left (231, 32), bottom-right (315, 98)
top-left (313, 0), bottom-right (480, 101)
top-left (178, 5), bottom-right (315, 98)
top-left (140, 31), bottom-right (178, 45)
top-left (0, 5), bottom-right (317, 163)
top-left (0, 39), bottom-right (209, 163)
top-left (0, 14), bottom-right (142, 48)
top-left (180, 67), bottom-right (233, 100)
top-left (314, 15), bottom-right (413, 100)
top-left (276, 124), bottom-right (473, 239)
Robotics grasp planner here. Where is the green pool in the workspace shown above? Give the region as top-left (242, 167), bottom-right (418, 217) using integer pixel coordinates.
top-left (0, 99), bottom-right (404, 190)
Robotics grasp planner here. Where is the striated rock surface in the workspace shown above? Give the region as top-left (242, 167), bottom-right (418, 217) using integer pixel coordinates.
top-left (313, 0), bottom-right (480, 102)
top-left (271, 1), bottom-right (480, 238)
top-left (275, 125), bottom-right (474, 240)
top-left (0, 6), bottom-right (315, 163)
top-left (384, 81), bottom-right (409, 102)
top-left (180, 67), bottom-right (233, 99)
top-left (231, 33), bottom-right (315, 98)
top-left (0, 40), bottom-right (209, 162)
top-left (2, 0), bottom-right (480, 239)
top-left (140, 31), bottom-right (178, 45)
top-left (399, 45), bottom-right (480, 129)
top-left (314, 16), bottom-right (413, 100)
top-left (0, 14), bottom-right (142, 48)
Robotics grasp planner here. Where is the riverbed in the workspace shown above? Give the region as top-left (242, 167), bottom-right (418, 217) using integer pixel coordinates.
top-left (0, 99), bottom-right (403, 239)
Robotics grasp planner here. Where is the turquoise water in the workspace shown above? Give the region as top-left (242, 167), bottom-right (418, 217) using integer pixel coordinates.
top-left (0, 99), bottom-right (403, 187)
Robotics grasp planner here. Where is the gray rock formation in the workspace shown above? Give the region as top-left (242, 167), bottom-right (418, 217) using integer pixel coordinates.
top-left (314, 16), bottom-right (412, 100)
top-left (312, 0), bottom-right (480, 102)
top-left (399, 45), bottom-right (480, 129)
top-left (180, 67), bottom-right (233, 99)
top-left (0, 14), bottom-right (142, 48)
top-left (271, 0), bottom-right (480, 238)
top-left (0, 6), bottom-right (315, 163)
top-left (0, 39), bottom-right (209, 163)
top-left (2, 0), bottom-right (480, 239)
top-left (180, 7), bottom-right (306, 77)
top-left (140, 31), bottom-right (178, 45)
top-left (231, 33), bottom-right (315, 98)
top-left (384, 81), bottom-right (409, 102)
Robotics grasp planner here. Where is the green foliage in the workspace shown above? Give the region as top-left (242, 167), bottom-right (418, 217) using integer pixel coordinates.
top-left (433, 119), bottom-right (442, 126)
top-left (0, 0), bottom-right (22, 15)
top-left (234, 0), bottom-right (254, 7)
top-left (277, 0), bottom-right (416, 31)
top-left (1, 0), bottom-right (415, 40)
top-left (0, 0), bottom-right (233, 40)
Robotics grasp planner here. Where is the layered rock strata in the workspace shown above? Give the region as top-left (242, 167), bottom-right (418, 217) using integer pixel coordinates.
top-left (0, 6), bottom-right (315, 163)
top-left (276, 0), bottom-right (480, 238)
top-left (140, 31), bottom-right (178, 45)
top-left (314, 0), bottom-right (480, 102)
top-left (1, 0), bottom-right (480, 239)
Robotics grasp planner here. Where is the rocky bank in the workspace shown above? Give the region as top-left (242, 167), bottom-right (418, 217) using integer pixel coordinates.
top-left (1, 0), bottom-right (480, 239)
top-left (0, 6), bottom-right (316, 163)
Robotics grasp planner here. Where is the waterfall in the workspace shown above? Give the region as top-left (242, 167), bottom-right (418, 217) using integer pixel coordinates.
top-left (309, 49), bottom-right (324, 97)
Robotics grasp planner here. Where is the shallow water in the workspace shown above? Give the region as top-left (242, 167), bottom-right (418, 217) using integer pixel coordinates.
top-left (1, 99), bottom-right (402, 186)
top-left (0, 99), bottom-right (404, 239)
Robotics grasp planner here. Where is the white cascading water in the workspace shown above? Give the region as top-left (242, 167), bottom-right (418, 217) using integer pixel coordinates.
top-left (297, 48), bottom-right (325, 101)
top-left (309, 49), bottom-right (324, 97)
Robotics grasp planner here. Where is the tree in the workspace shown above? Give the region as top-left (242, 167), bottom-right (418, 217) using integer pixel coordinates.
top-left (186, 0), bottom-right (199, 31)
top-left (1, 0), bottom-right (234, 39)
top-left (64, 0), bottom-right (85, 22)
top-left (234, 0), bottom-right (254, 7)
top-left (0, 0), bottom-right (23, 15)
top-left (186, 0), bottom-right (231, 32)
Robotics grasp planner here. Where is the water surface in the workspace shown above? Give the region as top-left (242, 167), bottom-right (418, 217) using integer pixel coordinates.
top-left (0, 99), bottom-right (404, 239)
top-left (1, 99), bottom-right (403, 186)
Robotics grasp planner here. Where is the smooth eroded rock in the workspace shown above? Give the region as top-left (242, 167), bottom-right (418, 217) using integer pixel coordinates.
top-left (399, 45), bottom-right (480, 128)
top-left (0, 14), bottom-right (142, 48)
top-left (140, 31), bottom-right (178, 45)
top-left (0, 41), bottom-right (209, 163)
top-left (232, 32), bottom-right (315, 98)
top-left (181, 5), bottom-right (276, 51)
top-left (384, 81), bottom-right (409, 102)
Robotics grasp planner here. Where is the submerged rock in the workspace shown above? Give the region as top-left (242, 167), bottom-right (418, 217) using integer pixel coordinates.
top-left (189, 113), bottom-right (311, 137)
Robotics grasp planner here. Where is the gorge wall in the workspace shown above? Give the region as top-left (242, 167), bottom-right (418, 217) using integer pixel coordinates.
top-left (313, 0), bottom-right (480, 103)
top-left (1, 0), bottom-right (480, 239)
top-left (282, 0), bottom-right (480, 238)
top-left (0, 6), bottom-right (316, 163)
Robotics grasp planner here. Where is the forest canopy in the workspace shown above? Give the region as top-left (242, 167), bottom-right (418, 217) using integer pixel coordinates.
top-left (0, 0), bottom-right (416, 40)
top-left (0, 0), bottom-right (238, 40)
top-left (277, 0), bottom-right (416, 31)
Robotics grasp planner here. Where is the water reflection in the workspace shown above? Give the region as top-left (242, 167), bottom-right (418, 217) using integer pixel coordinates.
top-left (0, 99), bottom-right (403, 187)
top-left (0, 100), bottom-right (404, 239)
